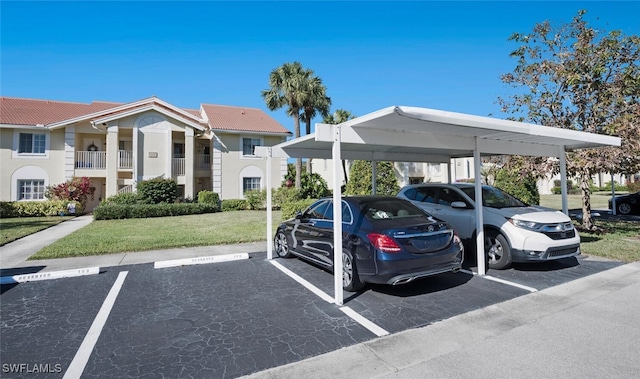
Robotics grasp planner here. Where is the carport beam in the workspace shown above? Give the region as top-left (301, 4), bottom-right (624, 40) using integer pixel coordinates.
top-left (559, 147), bottom-right (569, 215)
top-left (474, 140), bottom-right (486, 276)
top-left (266, 147), bottom-right (273, 259)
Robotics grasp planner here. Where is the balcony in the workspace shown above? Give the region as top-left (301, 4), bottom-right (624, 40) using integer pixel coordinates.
top-left (196, 154), bottom-right (210, 170)
top-left (75, 150), bottom-right (133, 170)
top-left (172, 155), bottom-right (185, 176)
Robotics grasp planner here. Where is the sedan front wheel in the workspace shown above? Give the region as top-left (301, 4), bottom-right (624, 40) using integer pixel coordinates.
top-left (274, 231), bottom-right (292, 258)
top-left (617, 202), bottom-right (632, 215)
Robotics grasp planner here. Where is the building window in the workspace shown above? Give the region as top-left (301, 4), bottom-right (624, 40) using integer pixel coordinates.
top-left (243, 177), bottom-right (261, 193)
top-left (18, 179), bottom-right (45, 200)
top-left (18, 133), bottom-right (46, 154)
top-left (242, 138), bottom-right (261, 156)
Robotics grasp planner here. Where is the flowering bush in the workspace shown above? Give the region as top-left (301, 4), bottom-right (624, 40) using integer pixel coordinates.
top-left (46, 176), bottom-right (95, 204)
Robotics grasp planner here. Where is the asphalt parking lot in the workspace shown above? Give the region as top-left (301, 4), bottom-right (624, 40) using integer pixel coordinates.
top-left (0, 250), bottom-right (624, 379)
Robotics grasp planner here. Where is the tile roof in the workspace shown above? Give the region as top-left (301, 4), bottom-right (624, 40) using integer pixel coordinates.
top-left (0, 97), bottom-right (120, 126)
top-left (0, 96), bottom-right (290, 135)
top-left (201, 103), bottom-right (290, 134)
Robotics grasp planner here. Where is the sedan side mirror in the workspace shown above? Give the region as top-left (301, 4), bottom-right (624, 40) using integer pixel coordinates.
top-left (451, 201), bottom-right (470, 209)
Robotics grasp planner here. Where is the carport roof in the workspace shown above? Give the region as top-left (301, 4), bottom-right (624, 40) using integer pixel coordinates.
top-left (267, 106), bottom-right (621, 162)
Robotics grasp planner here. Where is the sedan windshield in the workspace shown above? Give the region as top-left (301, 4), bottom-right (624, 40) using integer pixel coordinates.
top-left (460, 186), bottom-right (527, 208)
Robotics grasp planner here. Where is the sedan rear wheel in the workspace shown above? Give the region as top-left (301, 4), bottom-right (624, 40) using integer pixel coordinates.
top-left (485, 232), bottom-right (512, 270)
top-left (618, 202), bottom-right (632, 215)
top-left (274, 231), bottom-right (292, 258)
top-left (342, 250), bottom-right (364, 292)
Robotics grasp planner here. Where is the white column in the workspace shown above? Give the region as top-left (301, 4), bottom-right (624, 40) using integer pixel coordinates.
top-left (185, 128), bottom-right (195, 198)
top-left (474, 139), bottom-right (486, 276)
top-left (559, 147), bottom-right (568, 215)
top-left (265, 148), bottom-right (273, 259)
top-left (105, 122), bottom-right (119, 197)
top-left (64, 126), bottom-right (75, 180)
top-left (332, 125), bottom-right (343, 306)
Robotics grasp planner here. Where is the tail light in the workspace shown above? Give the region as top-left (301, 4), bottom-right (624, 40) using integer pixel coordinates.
top-left (367, 233), bottom-right (402, 253)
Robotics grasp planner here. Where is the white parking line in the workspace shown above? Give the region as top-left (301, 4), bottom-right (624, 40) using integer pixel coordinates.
top-left (340, 306), bottom-right (389, 337)
top-left (269, 260), bottom-right (334, 303)
top-left (461, 268), bottom-right (538, 293)
top-left (269, 260), bottom-right (390, 337)
top-left (63, 271), bottom-right (128, 379)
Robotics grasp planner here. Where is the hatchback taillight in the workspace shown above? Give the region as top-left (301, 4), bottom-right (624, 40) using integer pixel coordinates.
top-left (367, 233), bottom-right (402, 253)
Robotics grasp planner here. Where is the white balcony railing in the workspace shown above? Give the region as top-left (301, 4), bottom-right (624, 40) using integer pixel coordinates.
top-left (118, 150), bottom-right (133, 169)
top-left (196, 154), bottom-right (210, 170)
top-left (172, 158), bottom-right (185, 176)
top-left (75, 150), bottom-right (133, 170)
top-left (75, 151), bottom-right (106, 169)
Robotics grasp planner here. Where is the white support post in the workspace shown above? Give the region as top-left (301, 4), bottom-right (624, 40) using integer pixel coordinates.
top-left (266, 147), bottom-right (274, 259)
top-left (474, 141), bottom-right (486, 276)
top-left (559, 147), bottom-right (569, 215)
top-left (332, 125), bottom-right (344, 306)
top-left (611, 173), bottom-right (617, 215)
top-left (371, 161), bottom-right (377, 195)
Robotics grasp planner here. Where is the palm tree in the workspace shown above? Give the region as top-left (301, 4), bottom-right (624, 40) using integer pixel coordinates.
top-left (300, 76), bottom-right (331, 173)
top-left (323, 109), bottom-right (356, 184)
top-left (261, 62), bottom-right (310, 188)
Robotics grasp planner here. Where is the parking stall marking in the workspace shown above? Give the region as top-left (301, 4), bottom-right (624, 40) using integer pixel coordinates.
top-left (461, 269), bottom-right (538, 293)
top-left (339, 306), bottom-right (389, 337)
top-left (154, 253), bottom-right (249, 268)
top-left (63, 271), bottom-right (128, 379)
top-left (269, 260), bottom-right (390, 337)
top-left (0, 267), bottom-right (100, 285)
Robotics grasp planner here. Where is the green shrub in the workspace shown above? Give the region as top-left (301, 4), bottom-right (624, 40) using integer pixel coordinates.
top-left (0, 200), bottom-right (82, 217)
top-left (136, 178), bottom-right (178, 204)
top-left (345, 160), bottom-right (399, 196)
top-left (281, 199), bottom-right (317, 219)
top-left (93, 203), bottom-right (217, 220)
top-left (245, 190), bottom-right (267, 210)
top-left (221, 199), bottom-right (248, 211)
top-left (272, 187), bottom-right (302, 209)
top-left (197, 190), bottom-right (220, 207)
top-left (283, 171), bottom-right (331, 199)
top-left (495, 168), bottom-right (540, 205)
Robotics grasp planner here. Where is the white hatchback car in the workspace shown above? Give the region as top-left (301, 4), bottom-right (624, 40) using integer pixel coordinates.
top-left (397, 183), bottom-right (580, 269)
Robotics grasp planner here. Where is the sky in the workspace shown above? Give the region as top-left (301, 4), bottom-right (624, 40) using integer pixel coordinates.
top-left (2, 1), bottom-right (639, 134)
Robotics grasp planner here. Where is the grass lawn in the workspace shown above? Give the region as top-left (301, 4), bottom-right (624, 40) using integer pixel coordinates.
top-left (29, 211), bottom-right (283, 260)
top-left (7, 196), bottom-right (638, 264)
top-left (1, 216), bottom-right (73, 246)
top-left (539, 193), bottom-right (613, 211)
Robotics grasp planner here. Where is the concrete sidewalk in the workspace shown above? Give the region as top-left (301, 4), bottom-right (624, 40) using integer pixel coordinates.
top-left (1, 215), bottom-right (267, 272)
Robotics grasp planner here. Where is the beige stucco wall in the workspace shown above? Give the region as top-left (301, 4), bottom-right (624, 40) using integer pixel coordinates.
top-left (0, 127), bottom-right (67, 201)
top-left (216, 133), bottom-right (286, 200)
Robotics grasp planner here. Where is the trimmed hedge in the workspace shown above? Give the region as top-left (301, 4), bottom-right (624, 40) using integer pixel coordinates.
top-left (0, 200), bottom-right (82, 217)
top-left (93, 203), bottom-right (217, 220)
top-left (221, 199), bottom-right (248, 211)
top-left (197, 190), bottom-right (220, 208)
top-left (281, 199), bottom-right (317, 220)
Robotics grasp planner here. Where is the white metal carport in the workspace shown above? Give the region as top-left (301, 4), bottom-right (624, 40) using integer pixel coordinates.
top-left (256, 106), bottom-right (621, 305)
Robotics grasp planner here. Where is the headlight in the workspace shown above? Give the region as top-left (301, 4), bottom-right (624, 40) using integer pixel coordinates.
top-left (508, 218), bottom-right (542, 231)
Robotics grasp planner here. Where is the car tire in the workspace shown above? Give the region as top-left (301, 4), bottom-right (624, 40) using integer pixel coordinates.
top-left (485, 232), bottom-right (512, 270)
top-left (274, 231), bottom-right (293, 258)
top-left (617, 202), bottom-right (632, 215)
top-left (342, 249), bottom-right (364, 292)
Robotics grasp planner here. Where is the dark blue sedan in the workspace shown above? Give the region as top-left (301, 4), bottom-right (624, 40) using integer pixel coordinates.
top-left (274, 196), bottom-right (464, 291)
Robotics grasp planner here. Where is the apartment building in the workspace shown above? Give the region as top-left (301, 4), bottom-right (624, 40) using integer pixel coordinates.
top-left (0, 96), bottom-right (291, 210)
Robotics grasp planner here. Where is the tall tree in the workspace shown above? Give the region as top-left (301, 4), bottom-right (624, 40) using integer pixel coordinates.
top-left (261, 61), bottom-right (310, 188)
top-left (498, 10), bottom-right (640, 230)
top-left (300, 76), bottom-right (331, 173)
top-left (323, 109), bottom-right (356, 185)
